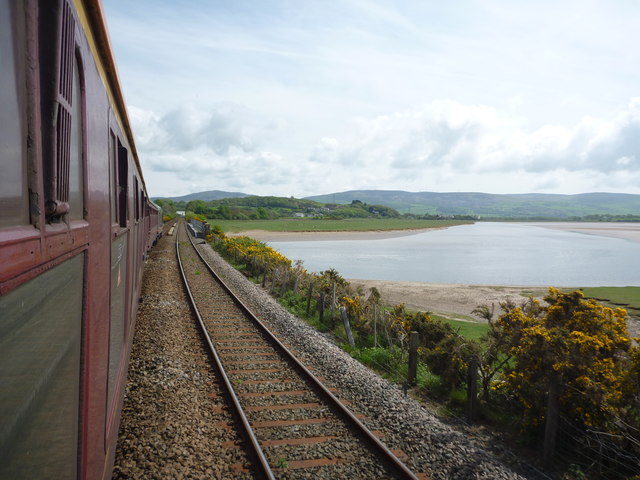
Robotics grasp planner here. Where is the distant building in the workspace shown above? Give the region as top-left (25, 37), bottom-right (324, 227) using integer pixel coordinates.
top-left (176, 210), bottom-right (185, 217)
top-left (294, 212), bottom-right (305, 218)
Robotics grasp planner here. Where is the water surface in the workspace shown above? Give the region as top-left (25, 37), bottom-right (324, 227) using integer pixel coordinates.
top-left (268, 223), bottom-right (640, 287)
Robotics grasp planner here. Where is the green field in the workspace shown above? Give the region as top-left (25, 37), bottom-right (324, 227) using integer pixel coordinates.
top-left (431, 315), bottom-right (490, 340)
top-left (580, 286), bottom-right (640, 317)
top-left (208, 217), bottom-right (472, 233)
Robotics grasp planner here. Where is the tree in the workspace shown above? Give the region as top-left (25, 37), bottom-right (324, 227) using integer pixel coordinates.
top-left (186, 199), bottom-right (209, 215)
top-left (471, 304), bottom-right (514, 401)
top-left (495, 288), bottom-right (634, 431)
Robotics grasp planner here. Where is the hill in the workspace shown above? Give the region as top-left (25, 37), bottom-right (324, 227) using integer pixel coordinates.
top-left (155, 194), bottom-right (402, 220)
top-left (153, 190), bottom-right (249, 203)
top-left (304, 190), bottom-right (640, 219)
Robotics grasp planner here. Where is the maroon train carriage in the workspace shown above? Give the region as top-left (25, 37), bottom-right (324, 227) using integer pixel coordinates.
top-left (1, 1), bottom-right (161, 479)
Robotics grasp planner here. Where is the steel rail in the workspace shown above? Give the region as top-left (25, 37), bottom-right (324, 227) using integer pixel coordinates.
top-left (185, 224), bottom-right (421, 480)
top-left (175, 221), bottom-right (275, 480)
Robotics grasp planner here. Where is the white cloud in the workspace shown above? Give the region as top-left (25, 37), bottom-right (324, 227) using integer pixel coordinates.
top-left (307, 98), bottom-right (640, 179)
top-left (130, 97), bottom-right (640, 197)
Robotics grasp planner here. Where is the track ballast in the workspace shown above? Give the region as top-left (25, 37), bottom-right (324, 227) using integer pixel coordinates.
top-left (177, 220), bottom-right (422, 479)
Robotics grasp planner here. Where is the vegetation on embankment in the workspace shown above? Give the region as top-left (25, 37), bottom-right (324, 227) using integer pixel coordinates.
top-left (207, 217), bottom-right (471, 233)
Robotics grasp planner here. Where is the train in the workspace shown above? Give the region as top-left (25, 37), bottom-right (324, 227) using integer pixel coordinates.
top-left (0, 1), bottom-right (162, 478)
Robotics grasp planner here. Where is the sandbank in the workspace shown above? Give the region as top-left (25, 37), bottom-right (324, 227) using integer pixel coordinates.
top-left (348, 279), bottom-right (547, 322)
top-left (232, 227), bottom-right (445, 242)
top-left (528, 222), bottom-right (640, 243)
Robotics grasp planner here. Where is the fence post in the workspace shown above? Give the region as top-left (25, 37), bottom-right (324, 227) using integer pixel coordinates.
top-left (340, 306), bottom-right (355, 347)
top-left (269, 268), bottom-right (278, 293)
top-left (280, 270), bottom-right (289, 296)
top-left (319, 292), bottom-right (325, 324)
top-left (543, 372), bottom-right (562, 469)
top-left (408, 331), bottom-right (419, 385)
top-left (305, 281), bottom-right (314, 316)
top-left (330, 282), bottom-right (336, 327)
top-left (373, 304), bottom-right (378, 347)
top-left (466, 357), bottom-right (479, 421)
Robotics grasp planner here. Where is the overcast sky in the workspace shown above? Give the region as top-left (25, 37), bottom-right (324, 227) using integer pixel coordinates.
top-left (102, 0), bottom-right (640, 198)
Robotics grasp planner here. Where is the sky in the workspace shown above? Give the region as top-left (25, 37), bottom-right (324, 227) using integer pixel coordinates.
top-left (102, 0), bottom-right (640, 198)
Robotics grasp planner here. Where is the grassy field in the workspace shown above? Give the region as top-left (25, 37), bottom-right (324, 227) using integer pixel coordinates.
top-left (431, 315), bottom-right (490, 340)
top-left (208, 217), bottom-right (472, 233)
top-left (580, 286), bottom-right (640, 317)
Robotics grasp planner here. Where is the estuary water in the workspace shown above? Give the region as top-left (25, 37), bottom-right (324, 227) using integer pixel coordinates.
top-left (268, 222), bottom-right (640, 287)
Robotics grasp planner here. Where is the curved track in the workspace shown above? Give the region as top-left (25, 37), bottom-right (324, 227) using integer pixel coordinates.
top-left (176, 220), bottom-right (421, 479)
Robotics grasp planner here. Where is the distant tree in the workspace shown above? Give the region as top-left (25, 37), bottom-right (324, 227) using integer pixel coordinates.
top-left (155, 199), bottom-right (176, 217)
top-left (186, 199), bottom-right (208, 215)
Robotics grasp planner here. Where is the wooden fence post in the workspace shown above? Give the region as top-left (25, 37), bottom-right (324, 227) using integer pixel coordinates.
top-left (340, 306), bottom-right (355, 347)
top-left (330, 282), bottom-right (336, 327)
top-left (408, 331), bottom-right (419, 385)
top-left (543, 372), bottom-right (562, 469)
top-left (305, 281), bottom-right (314, 316)
top-left (373, 305), bottom-right (378, 347)
top-left (319, 292), bottom-right (325, 324)
top-left (280, 270), bottom-right (289, 296)
top-left (269, 268), bottom-right (278, 293)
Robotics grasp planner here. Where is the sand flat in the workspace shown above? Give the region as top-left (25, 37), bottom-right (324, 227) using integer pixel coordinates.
top-left (529, 222), bottom-right (640, 243)
top-left (230, 227), bottom-right (445, 242)
top-left (348, 279), bottom-right (548, 321)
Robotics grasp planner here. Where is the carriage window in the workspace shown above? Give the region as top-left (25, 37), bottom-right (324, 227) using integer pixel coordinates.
top-left (134, 178), bottom-right (140, 222)
top-left (109, 132), bottom-right (117, 223)
top-left (0, 0), bottom-right (28, 228)
top-left (0, 254), bottom-right (84, 478)
top-left (68, 53), bottom-right (84, 220)
top-left (117, 141), bottom-right (128, 228)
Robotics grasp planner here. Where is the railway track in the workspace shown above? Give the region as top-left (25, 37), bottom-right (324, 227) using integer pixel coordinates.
top-left (176, 220), bottom-right (423, 479)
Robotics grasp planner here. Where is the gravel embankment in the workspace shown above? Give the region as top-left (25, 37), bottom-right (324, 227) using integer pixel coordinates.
top-left (196, 241), bottom-right (543, 480)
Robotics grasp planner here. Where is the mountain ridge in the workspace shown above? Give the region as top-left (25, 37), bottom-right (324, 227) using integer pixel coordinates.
top-left (154, 189), bottom-right (640, 219)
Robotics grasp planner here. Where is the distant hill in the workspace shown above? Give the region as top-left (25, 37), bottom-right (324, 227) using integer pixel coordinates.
top-left (153, 190), bottom-right (250, 203)
top-left (304, 190), bottom-right (640, 219)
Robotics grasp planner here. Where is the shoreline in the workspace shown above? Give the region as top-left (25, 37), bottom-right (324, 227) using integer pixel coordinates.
top-left (225, 222), bottom-right (639, 325)
top-left (348, 279), bottom-right (549, 322)
top-left (229, 226), bottom-right (446, 242)
top-left (230, 222), bottom-right (640, 244)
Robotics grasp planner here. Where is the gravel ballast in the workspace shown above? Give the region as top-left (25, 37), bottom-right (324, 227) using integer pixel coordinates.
top-left (112, 232), bottom-right (252, 480)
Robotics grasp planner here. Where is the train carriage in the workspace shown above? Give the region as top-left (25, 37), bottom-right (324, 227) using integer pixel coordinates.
top-left (0, 1), bottom-right (160, 478)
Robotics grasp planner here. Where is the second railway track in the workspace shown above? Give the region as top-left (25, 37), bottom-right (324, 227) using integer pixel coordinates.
top-left (176, 220), bottom-right (422, 479)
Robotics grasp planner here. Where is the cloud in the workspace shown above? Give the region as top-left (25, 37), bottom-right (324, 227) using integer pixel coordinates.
top-left (130, 103), bottom-right (277, 157)
top-left (309, 98), bottom-right (640, 181)
top-left (131, 97), bottom-right (640, 198)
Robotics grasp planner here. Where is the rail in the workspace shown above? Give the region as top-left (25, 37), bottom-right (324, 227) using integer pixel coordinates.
top-left (176, 219), bottom-right (421, 479)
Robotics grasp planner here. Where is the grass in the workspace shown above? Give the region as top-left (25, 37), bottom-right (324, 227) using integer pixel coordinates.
top-left (431, 314), bottom-right (491, 340)
top-left (207, 217), bottom-right (472, 233)
top-left (580, 286), bottom-right (640, 316)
